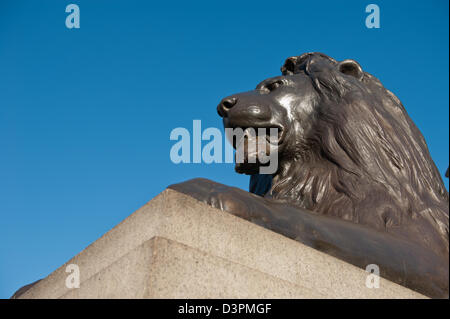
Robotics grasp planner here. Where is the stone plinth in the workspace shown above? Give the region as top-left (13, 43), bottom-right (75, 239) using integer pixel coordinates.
top-left (17, 188), bottom-right (426, 299)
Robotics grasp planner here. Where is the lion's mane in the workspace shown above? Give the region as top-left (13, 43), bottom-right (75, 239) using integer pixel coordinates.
top-left (264, 53), bottom-right (448, 255)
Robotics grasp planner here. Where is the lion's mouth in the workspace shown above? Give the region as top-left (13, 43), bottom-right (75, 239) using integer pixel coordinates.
top-left (228, 126), bottom-right (284, 175)
top-left (228, 126), bottom-right (284, 149)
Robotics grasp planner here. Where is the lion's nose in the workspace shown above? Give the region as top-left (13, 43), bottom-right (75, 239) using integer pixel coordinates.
top-left (217, 97), bottom-right (237, 117)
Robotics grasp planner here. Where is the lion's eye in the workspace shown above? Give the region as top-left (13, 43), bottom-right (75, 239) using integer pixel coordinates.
top-left (266, 80), bottom-right (283, 92)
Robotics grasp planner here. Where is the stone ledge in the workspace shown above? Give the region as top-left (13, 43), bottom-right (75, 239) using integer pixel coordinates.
top-left (61, 236), bottom-right (323, 298)
top-left (18, 188), bottom-right (426, 299)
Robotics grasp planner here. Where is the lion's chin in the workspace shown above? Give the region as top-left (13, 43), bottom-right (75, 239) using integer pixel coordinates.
top-left (233, 127), bottom-right (281, 175)
top-left (235, 162), bottom-right (261, 175)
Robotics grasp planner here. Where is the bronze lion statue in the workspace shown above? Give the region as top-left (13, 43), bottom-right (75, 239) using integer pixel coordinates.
top-left (171, 52), bottom-right (449, 298)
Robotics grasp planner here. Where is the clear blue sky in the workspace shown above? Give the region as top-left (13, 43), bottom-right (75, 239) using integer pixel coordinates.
top-left (0, 0), bottom-right (448, 298)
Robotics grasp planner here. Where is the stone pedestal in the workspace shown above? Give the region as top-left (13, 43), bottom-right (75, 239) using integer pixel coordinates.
top-left (17, 188), bottom-right (426, 299)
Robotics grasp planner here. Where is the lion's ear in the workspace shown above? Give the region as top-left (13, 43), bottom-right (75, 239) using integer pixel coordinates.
top-left (337, 59), bottom-right (364, 80)
top-left (281, 56), bottom-right (298, 75)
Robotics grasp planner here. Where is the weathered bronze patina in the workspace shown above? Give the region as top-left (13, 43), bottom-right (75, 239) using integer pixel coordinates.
top-left (170, 52), bottom-right (449, 298)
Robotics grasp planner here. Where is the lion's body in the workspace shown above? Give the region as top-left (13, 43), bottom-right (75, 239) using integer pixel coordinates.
top-left (215, 52), bottom-right (449, 294)
top-left (259, 53), bottom-right (449, 258)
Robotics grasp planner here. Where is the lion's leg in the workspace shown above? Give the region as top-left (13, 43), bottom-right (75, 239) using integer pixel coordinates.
top-left (169, 178), bottom-right (449, 299)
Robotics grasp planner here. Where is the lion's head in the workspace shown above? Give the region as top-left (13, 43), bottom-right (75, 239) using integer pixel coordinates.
top-left (217, 52), bottom-right (449, 255)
